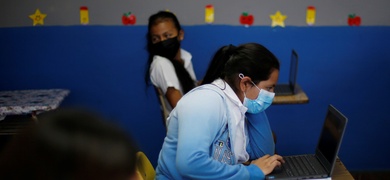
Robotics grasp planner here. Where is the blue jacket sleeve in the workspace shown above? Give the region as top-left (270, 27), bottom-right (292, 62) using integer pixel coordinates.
top-left (245, 112), bottom-right (275, 159)
top-left (174, 88), bottom-right (263, 179)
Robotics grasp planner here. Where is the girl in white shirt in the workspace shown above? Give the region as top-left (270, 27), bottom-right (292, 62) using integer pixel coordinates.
top-left (144, 11), bottom-right (197, 119)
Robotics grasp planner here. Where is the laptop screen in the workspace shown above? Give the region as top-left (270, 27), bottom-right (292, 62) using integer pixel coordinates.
top-left (288, 50), bottom-right (298, 92)
top-left (315, 105), bottom-right (348, 174)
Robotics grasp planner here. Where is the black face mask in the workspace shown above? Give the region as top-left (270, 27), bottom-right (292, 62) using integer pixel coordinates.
top-left (152, 37), bottom-right (181, 60)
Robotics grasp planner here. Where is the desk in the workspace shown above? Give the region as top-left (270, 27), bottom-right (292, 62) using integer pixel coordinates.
top-left (0, 89), bottom-right (70, 121)
top-left (273, 84), bottom-right (309, 104)
top-left (332, 158), bottom-right (354, 180)
top-left (0, 89), bottom-right (70, 151)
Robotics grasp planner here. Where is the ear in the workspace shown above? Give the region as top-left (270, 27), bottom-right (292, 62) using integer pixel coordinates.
top-left (178, 29), bottom-right (184, 41)
top-left (239, 76), bottom-right (252, 92)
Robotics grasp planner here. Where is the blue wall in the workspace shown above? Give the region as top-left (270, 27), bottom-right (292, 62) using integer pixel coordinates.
top-left (1, 26), bottom-right (390, 171)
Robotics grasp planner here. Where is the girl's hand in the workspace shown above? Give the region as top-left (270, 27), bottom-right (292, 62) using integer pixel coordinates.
top-left (251, 154), bottom-right (284, 175)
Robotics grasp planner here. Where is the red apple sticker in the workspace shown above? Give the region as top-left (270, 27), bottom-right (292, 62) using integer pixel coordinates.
top-left (122, 12), bottom-right (136, 25)
top-left (348, 14), bottom-right (361, 26)
top-left (240, 12), bottom-right (254, 26)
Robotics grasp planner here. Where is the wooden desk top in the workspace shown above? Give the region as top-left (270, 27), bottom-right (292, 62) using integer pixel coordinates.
top-left (332, 158), bottom-right (354, 180)
top-left (273, 84), bottom-right (309, 104)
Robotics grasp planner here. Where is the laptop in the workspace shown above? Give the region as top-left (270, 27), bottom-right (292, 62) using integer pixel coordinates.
top-left (266, 104), bottom-right (348, 180)
top-left (274, 50), bottom-right (299, 96)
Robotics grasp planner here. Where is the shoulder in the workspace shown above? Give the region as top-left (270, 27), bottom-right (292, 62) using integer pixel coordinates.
top-left (180, 49), bottom-right (193, 65)
top-left (151, 55), bottom-right (172, 67)
top-left (187, 84), bottom-right (224, 98)
top-left (179, 85), bottom-right (226, 111)
top-left (180, 49), bottom-right (192, 59)
top-left (150, 55), bottom-right (175, 73)
top-left (176, 85), bottom-right (227, 127)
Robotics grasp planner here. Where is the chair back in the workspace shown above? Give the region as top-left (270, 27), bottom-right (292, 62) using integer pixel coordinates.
top-left (154, 87), bottom-right (168, 129)
top-left (136, 151), bottom-right (155, 180)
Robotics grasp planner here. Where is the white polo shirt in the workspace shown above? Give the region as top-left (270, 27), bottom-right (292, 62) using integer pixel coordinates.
top-left (150, 49), bottom-right (197, 114)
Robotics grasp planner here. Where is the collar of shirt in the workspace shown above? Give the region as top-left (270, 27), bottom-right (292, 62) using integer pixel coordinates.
top-left (212, 79), bottom-right (247, 125)
top-left (212, 78), bottom-right (249, 163)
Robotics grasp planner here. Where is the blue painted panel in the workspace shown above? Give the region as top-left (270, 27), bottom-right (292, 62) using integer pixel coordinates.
top-left (1, 26), bottom-right (389, 171)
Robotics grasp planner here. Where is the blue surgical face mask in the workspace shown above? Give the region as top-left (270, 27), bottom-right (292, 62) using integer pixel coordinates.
top-left (239, 73), bottom-right (275, 114)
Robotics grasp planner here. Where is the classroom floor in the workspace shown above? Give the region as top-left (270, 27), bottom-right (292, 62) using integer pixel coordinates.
top-left (351, 171), bottom-right (390, 180)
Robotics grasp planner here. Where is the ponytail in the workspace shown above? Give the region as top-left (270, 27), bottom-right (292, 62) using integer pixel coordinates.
top-left (201, 45), bottom-right (236, 85)
top-left (168, 57), bottom-right (195, 94)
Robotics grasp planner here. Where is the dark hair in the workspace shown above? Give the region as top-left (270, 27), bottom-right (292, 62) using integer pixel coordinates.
top-left (144, 11), bottom-right (195, 94)
top-left (201, 43), bottom-right (280, 92)
top-left (0, 108), bottom-right (138, 180)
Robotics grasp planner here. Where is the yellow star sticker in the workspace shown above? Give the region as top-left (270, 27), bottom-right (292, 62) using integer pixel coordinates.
top-left (270, 11), bottom-right (287, 28)
top-left (29, 9), bottom-right (47, 26)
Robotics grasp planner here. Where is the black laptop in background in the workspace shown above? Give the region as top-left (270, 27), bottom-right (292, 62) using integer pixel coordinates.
top-left (265, 104), bottom-right (348, 180)
top-left (274, 50), bottom-right (299, 96)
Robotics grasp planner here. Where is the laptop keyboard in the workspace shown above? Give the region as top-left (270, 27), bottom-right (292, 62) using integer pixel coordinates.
top-left (283, 155), bottom-right (327, 177)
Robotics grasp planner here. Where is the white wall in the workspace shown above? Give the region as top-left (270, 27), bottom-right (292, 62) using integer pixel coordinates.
top-left (1, 0), bottom-right (389, 27)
